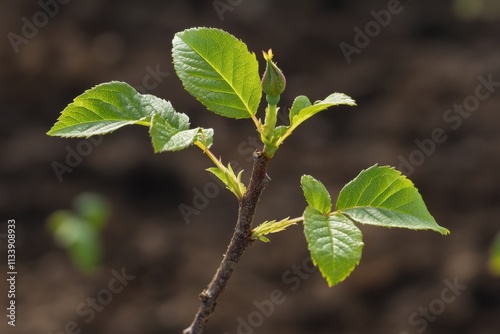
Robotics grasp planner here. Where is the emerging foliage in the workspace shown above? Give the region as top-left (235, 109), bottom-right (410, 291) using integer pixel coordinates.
top-left (207, 163), bottom-right (246, 200)
top-left (251, 217), bottom-right (298, 243)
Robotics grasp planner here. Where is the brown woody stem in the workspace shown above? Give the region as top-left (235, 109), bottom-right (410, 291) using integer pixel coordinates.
top-left (183, 150), bottom-right (270, 334)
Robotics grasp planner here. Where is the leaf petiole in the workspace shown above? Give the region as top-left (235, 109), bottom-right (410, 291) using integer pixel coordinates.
top-left (194, 140), bottom-right (225, 171)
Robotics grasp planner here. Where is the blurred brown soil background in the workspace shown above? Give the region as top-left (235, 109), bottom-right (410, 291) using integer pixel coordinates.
top-left (0, 0), bottom-right (499, 333)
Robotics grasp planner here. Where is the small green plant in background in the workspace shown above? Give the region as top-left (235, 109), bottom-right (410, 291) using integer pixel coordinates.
top-left (489, 232), bottom-right (500, 276)
top-left (452, 0), bottom-right (500, 21)
top-left (46, 193), bottom-right (109, 274)
top-left (47, 27), bottom-right (449, 334)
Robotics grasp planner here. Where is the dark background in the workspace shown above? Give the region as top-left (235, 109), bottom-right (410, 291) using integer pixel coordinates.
top-left (1, 0), bottom-right (499, 333)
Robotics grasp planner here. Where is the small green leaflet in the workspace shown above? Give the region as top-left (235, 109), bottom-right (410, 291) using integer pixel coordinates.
top-left (172, 27), bottom-right (262, 119)
top-left (300, 175), bottom-right (331, 215)
top-left (270, 93), bottom-right (356, 152)
top-left (47, 81), bottom-right (213, 153)
top-left (150, 115), bottom-right (214, 153)
top-left (290, 93), bottom-right (356, 131)
top-left (303, 207), bottom-right (363, 287)
top-left (301, 165), bottom-right (448, 287)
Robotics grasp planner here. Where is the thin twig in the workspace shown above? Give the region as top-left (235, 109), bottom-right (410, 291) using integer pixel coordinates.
top-left (183, 151), bottom-right (270, 334)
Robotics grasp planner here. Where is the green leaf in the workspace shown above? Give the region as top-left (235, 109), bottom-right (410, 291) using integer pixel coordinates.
top-left (301, 175), bottom-right (332, 215)
top-left (47, 81), bottom-right (151, 137)
top-left (303, 207), bottom-right (364, 287)
top-left (290, 93), bottom-right (356, 131)
top-left (336, 165), bottom-right (449, 235)
top-left (150, 114), bottom-right (214, 153)
top-left (172, 27), bottom-right (262, 119)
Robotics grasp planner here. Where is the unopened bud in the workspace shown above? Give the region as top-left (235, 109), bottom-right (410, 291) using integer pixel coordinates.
top-left (261, 49), bottom-right (286, 100)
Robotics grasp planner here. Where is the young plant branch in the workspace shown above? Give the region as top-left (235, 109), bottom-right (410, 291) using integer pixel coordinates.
top-left (183, 151), bottom-right (270, 334)
top-left (47, 27), bottom-right (449, 334)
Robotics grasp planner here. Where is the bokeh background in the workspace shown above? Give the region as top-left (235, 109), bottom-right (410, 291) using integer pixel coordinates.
top-left (1, 0), bottom-right (499, 333)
